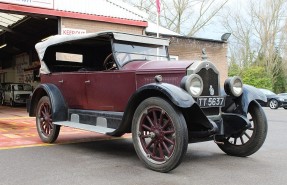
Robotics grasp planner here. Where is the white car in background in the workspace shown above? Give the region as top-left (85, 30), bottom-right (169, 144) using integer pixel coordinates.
top-left (1, 83), bottom-right (33, 107)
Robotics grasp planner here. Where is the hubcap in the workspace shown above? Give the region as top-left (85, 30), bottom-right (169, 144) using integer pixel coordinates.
top-left (270, 100), bottom-right (278, 109)
top-left (138, 107), bottom-right (176, 163)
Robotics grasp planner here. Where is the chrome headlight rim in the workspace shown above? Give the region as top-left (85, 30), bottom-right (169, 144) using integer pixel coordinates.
top-left (183, 74), bottom-right (203, 97)
top-left (224, 76), bottom-right (243, 97)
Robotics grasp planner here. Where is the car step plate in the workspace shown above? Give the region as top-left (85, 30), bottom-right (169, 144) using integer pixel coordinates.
top-left (54, 121), bottom-right (115, 134)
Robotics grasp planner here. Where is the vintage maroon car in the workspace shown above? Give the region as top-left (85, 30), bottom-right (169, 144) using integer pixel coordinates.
top-left (28, 31), bottom-right (268, 172)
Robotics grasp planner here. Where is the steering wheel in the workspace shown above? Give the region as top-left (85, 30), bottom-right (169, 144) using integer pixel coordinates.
top-left (103, 53), bottom-right (117, 70)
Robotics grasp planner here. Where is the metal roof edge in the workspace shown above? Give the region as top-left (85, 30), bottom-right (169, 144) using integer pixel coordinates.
top-left (147, 32), bottom-right (226, 43)
top-left (0, 2), bottom-right (148, 27)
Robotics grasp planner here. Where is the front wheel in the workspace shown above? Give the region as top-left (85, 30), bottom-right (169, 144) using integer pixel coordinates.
top-left (218, 101), bottom-right (267, 157)
top-left (36, 96), bottom-right (60, 143)
top-left (132, 97), bottom-right (188, 172)
top-left (269, 99), bottom-right (279, 109)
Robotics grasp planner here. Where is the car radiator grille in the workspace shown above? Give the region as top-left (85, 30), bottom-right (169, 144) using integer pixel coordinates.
top-left (196, 68), bottom-right (220, 116)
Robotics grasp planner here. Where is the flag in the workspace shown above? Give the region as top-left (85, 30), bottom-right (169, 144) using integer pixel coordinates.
top-left (156, 0), bottom-right (161, 14)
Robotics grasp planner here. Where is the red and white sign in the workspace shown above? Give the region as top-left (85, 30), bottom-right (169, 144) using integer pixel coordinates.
top-left (0, 0), bottom-right (54, 9)
top-left (61, 28), bottom-right (87, 35)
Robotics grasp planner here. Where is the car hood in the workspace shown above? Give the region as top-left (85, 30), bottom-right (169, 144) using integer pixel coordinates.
top-left (122, 60), bottom-right (194, 72)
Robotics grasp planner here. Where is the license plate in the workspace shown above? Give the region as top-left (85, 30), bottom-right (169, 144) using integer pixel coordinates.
top-left (197, 96), bottom-right (225, 107)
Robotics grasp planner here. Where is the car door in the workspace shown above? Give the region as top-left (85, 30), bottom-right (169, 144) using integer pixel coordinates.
top-left (41, 72), bottom-right (87, 109)
top-left (85, 71), bottom-right (136, 111)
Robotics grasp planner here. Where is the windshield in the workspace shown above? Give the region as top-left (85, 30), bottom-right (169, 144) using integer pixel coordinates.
top-left (113, 41), bottom-right (169, 66)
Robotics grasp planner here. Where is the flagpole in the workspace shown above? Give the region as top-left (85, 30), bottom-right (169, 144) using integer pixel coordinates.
top-left (157, 10), bottom-right (159, 38)
top-left (156, 0), bottom-right (160, 38)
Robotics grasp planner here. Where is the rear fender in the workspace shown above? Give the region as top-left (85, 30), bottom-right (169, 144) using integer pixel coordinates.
top-left (29, 84), bottom-right (68, 121)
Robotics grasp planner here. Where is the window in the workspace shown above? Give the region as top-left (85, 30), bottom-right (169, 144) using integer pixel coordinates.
top-left (56, 52), bottom-right (83, 63)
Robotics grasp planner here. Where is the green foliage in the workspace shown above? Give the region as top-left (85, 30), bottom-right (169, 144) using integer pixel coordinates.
top-left (228, 61), bottom-right (241, 76)
top-left (241, 66), bottom-right (272, 90)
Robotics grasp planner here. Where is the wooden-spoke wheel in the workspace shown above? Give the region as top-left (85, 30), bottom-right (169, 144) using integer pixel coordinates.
top-left (132, 97), bottom-right (188, 172)
top-left (218, 101), bottom-right (268, 157)
top-left (139, 107), bottom-right (176, 162)
top-left (36, 96), bottom-right (60, 143)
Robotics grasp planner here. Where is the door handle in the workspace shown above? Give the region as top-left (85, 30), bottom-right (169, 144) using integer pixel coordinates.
top-left (58, 80), bottom-right (64, 83)
top-left (85, 80), bottom-right (90, 83)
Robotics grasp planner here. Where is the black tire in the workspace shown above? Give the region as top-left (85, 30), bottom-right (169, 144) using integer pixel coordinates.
top-left (36, 96), bottom-right (60, 143)
top-left (269, 99), bottom-right (279, 109)
top-left (132, 97), bottom-right (188, 172)
top-left (283, 107), bottom-right (287, 110)
top-left (218, 101), bottom-right (268, 157)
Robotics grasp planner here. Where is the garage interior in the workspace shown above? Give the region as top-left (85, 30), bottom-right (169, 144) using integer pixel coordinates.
top-left (0, 11), bottom-right (58, 83)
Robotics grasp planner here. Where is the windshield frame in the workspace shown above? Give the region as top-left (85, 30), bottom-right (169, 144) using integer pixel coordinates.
top-left (111, 39), bottom-right (170, 68)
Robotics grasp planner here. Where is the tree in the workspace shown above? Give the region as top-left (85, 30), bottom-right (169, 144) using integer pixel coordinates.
top-left (123, 0), bottom-right (229, 36)
top-left (241, 66), bottom-right (272, 90)
top-left (222, 0), bottom-right (287, 91)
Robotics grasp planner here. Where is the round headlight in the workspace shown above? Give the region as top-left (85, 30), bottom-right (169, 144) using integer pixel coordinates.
top-left (181, 74), bottom-right (203, 97)
top-left (224, 76), bottom-right (243, 97)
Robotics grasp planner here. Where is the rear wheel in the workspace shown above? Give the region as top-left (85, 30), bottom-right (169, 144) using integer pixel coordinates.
top-left (36, 96), bottom-right (60, 143)
top-left (218, 101), bottom-right (267, 157)
top-left (132, 97), bottom-right (188, 172)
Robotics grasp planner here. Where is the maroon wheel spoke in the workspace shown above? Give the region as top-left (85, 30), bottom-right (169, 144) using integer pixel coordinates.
top-left (41, 110), bottom-right (45, 116)
top-left (152, 110), bottom-right (157, 125)
top-left (158, 111), bottom-right (164, 126)
top-left (44, 126), bottom-right (48, 134)
top-left (162, 119), bottom-right (170, 129)
top-left (152, 143), bottom-right (157, 156)
top-left (158, 143), bottom-right (164, 159)
top-left (146, 115), bottom-right (154, 127)
top-left (146, 139), bottom-right (155, 149)
top-left (162, 141), bottom-right (171, 156)
top-left (44, 105), bottom-right (48, 114)
top-left (142, 124), bottom-right (151, 131)
top-left (164, 136), bottom-right (175, 145)
top-left (163, 130), bottom-right (175, 135)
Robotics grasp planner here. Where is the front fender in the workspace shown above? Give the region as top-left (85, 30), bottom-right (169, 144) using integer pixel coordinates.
top-left (29, 83), bottom-right (68, 121)
top-left (222, 84), bottom-right (267, 115)
top-left (108, 82), bottom-right (197, 136)
top-left (136, 83), bottom-right (196, 108)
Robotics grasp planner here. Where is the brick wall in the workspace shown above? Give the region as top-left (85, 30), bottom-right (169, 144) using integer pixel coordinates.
top-left (166, 36), bottom-right (228, 86)
top-left (61, 18), bottom-right (144, 35)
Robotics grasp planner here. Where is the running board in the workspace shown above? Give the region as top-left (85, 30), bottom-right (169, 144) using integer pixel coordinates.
top-left (54, 121), bottom-right (116, 134)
